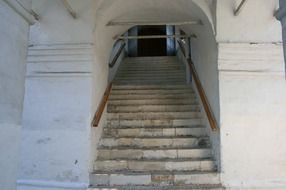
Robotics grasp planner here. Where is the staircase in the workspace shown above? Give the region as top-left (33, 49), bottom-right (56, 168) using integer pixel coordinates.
top-left (89, 57), bottom-right (222, 189)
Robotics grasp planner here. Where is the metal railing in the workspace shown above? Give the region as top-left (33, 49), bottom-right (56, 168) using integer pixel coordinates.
top-left (109, 41), bottom-right (126, 68)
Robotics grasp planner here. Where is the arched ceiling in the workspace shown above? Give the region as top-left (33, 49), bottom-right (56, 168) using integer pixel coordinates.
top-left (94, 0), bottom-right (215, 36)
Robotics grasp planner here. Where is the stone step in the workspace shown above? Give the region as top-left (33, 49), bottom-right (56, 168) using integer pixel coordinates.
top-left (117, 71), bottom-right (185, 75)
top-left (94, 159), bottom-right (216, 172)
top-left (120, 66), bottom-right (184, 71)
top-left (97, 148), bottom-right (212, 160)
top-left (120, 65), bottom-right (184, 69)
top-left (111, 85), bottom-right (191, 90)
top-left (114, 79), bottom-right (186, 83)
top-left (107, 112), bottom-right (201, 120)
top-left (107, 104), bottom-right (200, 113)
top-left (99, 136), bottom-right (209, 148)
top-left (107, 118), bottom-right (204, 127)
top-left (110, 90), bottom-right (193, 95)
top-left (112, 84), bottom-right (192, 90)
top-left (109, 94), bottom-right (196, 100)
top-left (118, 70), bottom-right (184, 74)
top-left (88, 184), bottom-right (224, 190)
top-left (90, 171), bottom-right (220, 186)
top-left (108, 99), bottom-right (197, 106)
top-left (103, 126), bottom-right (207, 138)
top-left (110, 89), bottom-right (193, 95)
top-left (115, 76), bottom-right (186, 80)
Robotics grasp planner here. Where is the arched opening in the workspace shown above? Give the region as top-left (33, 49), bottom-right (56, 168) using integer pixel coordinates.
top-left (91, 0), bottom-right (221, 187)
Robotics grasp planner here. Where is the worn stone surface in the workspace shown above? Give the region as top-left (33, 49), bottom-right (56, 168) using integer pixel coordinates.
top-left (93, 57), bottom-right (219, 188)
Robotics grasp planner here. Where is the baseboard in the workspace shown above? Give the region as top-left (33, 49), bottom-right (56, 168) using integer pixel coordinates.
top-left (17, 179), bottom-right (88, 190)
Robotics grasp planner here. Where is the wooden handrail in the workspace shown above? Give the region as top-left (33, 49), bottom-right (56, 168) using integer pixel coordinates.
top-left (177, 40), bottom-right (218, 131)
top-left (109, 42), bottom-right (126, 68)
top-left (92, 83), bottom-right (113, 127)
top-left (188, 60), bottom-right (218, 131)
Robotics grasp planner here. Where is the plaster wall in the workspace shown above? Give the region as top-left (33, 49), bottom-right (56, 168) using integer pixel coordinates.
top-left (17, 1), bottom-right (105, 189)
top-left (29, 0), bottom-right (95, 45)
top-left (216, 0), bottom-right (281, 42)
top-left (218, 43), bottom-right (286, 189)
top-left (0, 1), bottom-right (30, 190)
top-left (18, 44), bottom-right (94, 190)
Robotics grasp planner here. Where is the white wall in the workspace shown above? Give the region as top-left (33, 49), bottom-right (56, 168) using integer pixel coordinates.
top-left (216, 0), bottom-right (281, 42)
top-left (18, 1), bottom-right (99, 189)
top-left (0, 1), bottom-right (30, 190)
top-left (18, 44), bottom-right (94, 190)
top-left (215, 1), bottom-right (286, 189)
top-left (218, 43), bottom-right (286, 189)
top-left (29, 0), bottom-right (94, 45)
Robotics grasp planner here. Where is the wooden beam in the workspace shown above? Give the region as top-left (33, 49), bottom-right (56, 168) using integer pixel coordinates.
top-left (62, 0), bottom-right (76, 19)
top-left (114, 34), bottom-right (196, 40)
top-left (107, 20), bottom-right (203, 26)
top-left (4, 0), bottom-right (36, 24)
top-left (234, 0), bottom-right (248, 16)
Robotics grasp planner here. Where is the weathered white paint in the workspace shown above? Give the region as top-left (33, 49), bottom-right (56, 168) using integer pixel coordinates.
top-left (17, 179), bottom-right (88, 190)
top-left (29, 0), bottom-right (95, 45)
top-left (216, 0), bottom-right (281, 42)
top-left (218, 43), bottom-right (286, 189)
top-left (0, 1), bottom-right (30, 190)
top-left (18, 44), bottom-right (95, 190)
top-left (8, 1), bottom-right (286, 190)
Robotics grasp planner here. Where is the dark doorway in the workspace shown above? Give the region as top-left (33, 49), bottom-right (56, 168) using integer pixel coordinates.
top-left (137, 26), bottom-right (167, 57)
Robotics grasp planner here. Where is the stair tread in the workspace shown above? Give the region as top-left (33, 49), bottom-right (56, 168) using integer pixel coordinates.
top-left (96, 157), bottom-right (214, 162)
top-left (89, 184), bottom-right (224, 190)
top-left (99, 146), bottom-right (210, 150)
top-left (92, 170), bottom-right (218, 175)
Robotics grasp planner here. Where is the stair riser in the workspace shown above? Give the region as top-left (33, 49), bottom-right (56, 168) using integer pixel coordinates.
top-left (111, 90), bottom-right (194, 95)
top-left (120, 64), bottom-right (184, 71)
top-left (108, 99), bottom-right (197, 106)
top-left (94, 160), bottom-right (215, 172)
top-left (111, 85), bottom-right (191, 89)
top-left (115, 77), bottom-right (186, 81)
top-left (90, 173), bottom-right (220, 186)
top-left (100, 137), bottom-right (209, 148)
top-left (117, 72), bottom-right (185, 76)
top-left (107, 112), bottom-right (201, 120)
top-left (103, 127), bottom-right (207, 138)
top-left (97, 149), bottom-right (212, 160)
top-left (114, 81), bottom-right (186, 84)
top-left (109, 94), bottom-right (196, 100)
top-left (107, 105), bottom-right (200, 113)
top-left (107, 119), bottom-right (203, 128)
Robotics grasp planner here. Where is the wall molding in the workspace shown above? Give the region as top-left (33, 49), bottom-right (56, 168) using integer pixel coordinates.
top-left (218, 42), bottom-right (285, 76)
top-left (17, 179), bottom-right (88, 190)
